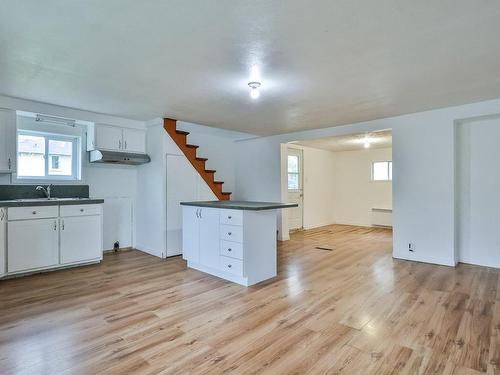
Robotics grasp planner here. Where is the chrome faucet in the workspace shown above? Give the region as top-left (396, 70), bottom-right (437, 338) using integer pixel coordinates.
top-left (36, 184), bottom-right (53, 199)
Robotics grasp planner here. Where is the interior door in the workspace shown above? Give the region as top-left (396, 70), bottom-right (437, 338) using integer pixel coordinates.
top-left (60, 216), bottom-right (102, 264)
top-left (167, 154), bottom-right (198, 257)
top-left (122, 128), bottom-right (146, 153)
top-left (8, 218), bottom-right (59, 272)
top-left (287, 148), bottom-right (303, 230)
top-left (198, 207), bottom-right (220, 269)
top-left (95, 125), bottom-right (123, 151)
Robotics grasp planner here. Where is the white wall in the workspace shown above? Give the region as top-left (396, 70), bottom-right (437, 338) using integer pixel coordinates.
top-left (331, 147), bottom-right (392, 227)
top-left (456, 116), bottom-right (500, 268)
top-left (0, 95), bottom-right (145, 250)
top-left (235, 97), bottom-right (500, 267)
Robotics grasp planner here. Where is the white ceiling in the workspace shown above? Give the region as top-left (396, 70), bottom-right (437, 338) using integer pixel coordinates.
top-left (1, 1), bottom-right (500, 136)
top-left (294, 130), bottom-right (392, 152)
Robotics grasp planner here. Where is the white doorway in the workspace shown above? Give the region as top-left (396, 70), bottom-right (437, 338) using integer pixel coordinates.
top-left (287, 147), bottom-right (303, 230)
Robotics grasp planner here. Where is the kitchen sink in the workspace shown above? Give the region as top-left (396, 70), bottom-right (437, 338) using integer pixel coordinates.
top-left (15, 197), bottom-right (84, 202)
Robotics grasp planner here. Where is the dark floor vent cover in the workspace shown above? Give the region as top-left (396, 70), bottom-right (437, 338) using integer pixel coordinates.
top-left (315, 246), bottom-right (334, 251)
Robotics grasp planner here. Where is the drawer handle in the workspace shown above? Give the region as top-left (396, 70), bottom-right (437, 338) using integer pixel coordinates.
top-left (228, 216), bottom-right (232, 219)
top-left (227, 264), bottom-right (232, 268)
top-left (228, 232), bottom-right (232, 236)
top-left (228, 248), bottom-right (232, 252)
top-left (80, 209), bottom-right (84, 212)
top-left (32, 211), bottom-right (37, 215)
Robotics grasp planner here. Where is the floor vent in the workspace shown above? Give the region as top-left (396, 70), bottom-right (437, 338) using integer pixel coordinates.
top-left (315, 246), bottom-right (334, 251)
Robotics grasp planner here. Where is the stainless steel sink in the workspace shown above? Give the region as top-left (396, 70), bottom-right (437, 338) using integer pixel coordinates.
top-left (15, 198), bottom-right (58, 202)
top-left (15, 197), bottom-right (84, 202)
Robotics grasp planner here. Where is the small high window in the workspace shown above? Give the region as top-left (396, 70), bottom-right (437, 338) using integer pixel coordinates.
top-left (372, 161), bottom-right (392, 181)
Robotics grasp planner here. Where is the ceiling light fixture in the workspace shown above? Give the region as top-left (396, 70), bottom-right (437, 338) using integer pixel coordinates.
top-left (364, 141), bottom-right (370, 149)
top-left (248, 81), bottom-right (261, 99)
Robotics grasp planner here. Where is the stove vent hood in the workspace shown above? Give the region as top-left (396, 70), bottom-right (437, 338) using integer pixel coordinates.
top-left (89, 150), bottom-right (151, 165)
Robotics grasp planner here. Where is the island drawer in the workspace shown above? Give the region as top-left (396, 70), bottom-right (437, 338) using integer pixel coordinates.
top-left (219, 255), bottom-right (243, 276)
top-left (220, 240), bottom-right (243, 260)
top-left (60, 204), bottom-right (101, 217)
top-left (220, 209), bottom-right (243, 226)
top-left (220, 224), bottom-right (243, 243)
top-left (8, 206), bottom-right (59, 221)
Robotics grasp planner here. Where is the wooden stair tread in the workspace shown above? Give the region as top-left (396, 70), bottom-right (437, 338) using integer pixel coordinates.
top-left (163, 118), bottom-right (231, 201)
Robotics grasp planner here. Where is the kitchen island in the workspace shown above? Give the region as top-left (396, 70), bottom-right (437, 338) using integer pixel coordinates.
top-left (181, 200), bottom-right (297, 286)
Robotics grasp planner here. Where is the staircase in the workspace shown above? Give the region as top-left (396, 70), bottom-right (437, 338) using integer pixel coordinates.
top-left (163, 118), bottom-right (231, 201)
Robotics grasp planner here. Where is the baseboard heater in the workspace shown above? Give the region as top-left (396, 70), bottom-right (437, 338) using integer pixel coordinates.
top-left (371, 208), bottom-right (392, 227)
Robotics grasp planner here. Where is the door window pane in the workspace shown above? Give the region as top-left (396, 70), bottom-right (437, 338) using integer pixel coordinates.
top-left (288, 173), bottom-right (299, 190)
top-left (17, 135), bottom-right (45, 177)
top-left (288, 155), bottom-right (299, 173)
top-left (48, 139), bottom-right (72, 176)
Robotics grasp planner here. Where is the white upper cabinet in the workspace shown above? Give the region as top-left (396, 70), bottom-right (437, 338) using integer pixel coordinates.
top-left (93, 124), bottom-right (123, 151)
top-left (0, 109), bottom-right (17, 173)
top-left (122, 128), bottom-right (146, 153)
top-left (87, 123), bottom-right (146, 154)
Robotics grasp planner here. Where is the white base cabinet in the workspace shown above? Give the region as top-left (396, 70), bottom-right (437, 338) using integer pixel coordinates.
top-left (60, 215), bottom-right (102, 264)
top-left (1, 204), bottom-right (103, 278)
top-left (182, 206), bottom-right (277, 286)
top-left (8, 218), bottom-right (59, 273)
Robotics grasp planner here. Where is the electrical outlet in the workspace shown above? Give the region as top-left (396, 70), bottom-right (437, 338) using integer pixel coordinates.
top-left (408, 243), bottom-right (415, 252)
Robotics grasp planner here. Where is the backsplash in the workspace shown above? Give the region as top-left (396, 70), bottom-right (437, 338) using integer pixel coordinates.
top-left (0, 185), bottom-right (89, 200)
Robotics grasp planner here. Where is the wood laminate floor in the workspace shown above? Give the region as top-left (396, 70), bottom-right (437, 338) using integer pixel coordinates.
top-left (1, 225), bottom-right (499, 374)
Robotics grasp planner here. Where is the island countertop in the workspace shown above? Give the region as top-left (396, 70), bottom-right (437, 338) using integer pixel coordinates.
top-left (180, 200), bottom-right (298, 211)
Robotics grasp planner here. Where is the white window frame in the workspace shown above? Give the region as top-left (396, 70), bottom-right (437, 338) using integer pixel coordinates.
top-left (371, 161), bottom-right (392, 181)
top-left (16, 129), bottom-right (82, 182)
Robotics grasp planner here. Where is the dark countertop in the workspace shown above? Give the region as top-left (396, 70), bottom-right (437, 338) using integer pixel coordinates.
top-left (0, 198), bottom-right (104, 207)
top-left (180, 200), bottom-right (298, 211)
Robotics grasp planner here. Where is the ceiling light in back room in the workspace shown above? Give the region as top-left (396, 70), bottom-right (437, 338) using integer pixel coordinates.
top-left (248, 81), bottom-right (262, 99)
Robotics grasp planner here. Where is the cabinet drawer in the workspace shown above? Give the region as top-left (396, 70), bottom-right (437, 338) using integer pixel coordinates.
top-left (220, 209), bottom-right (243, 226)
top-left (220, 224), bottom-right (243, 243)
top-left (219, 255), bottom-right (243, 276)
top-left (220, 240), bottom-right (243, 260)
top-left (8, 206), bottom-right (59, 221)
top-left (60, 204), bottom-right (102, 217)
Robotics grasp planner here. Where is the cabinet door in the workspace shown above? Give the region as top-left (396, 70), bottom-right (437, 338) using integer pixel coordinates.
top-left (182, 206), bottom-right (200, 262)
top-left (8, 219), bottom-right (59, 273)
top-left (123, 128), bottom-right (146, 153)
top-left (60, 216), bottom-right (102, 264)
top-left (95, 125), bottom-right (123, 151)
top-left (198, 208), bottom-right (220, 269)
top-left (0, 209), bottom-right (6, 277)
top-left (0, 109), bottom-right (16, 173)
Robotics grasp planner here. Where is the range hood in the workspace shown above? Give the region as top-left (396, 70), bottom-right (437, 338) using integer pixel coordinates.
top-left (89, 150), bottom-right (151, 165)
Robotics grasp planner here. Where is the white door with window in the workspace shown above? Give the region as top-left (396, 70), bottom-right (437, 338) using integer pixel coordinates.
top-left (287, 148), bottom-right (303, 230)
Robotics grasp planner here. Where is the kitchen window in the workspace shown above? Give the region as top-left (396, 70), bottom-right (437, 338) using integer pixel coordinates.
top-left (372, 161), bottom-right (392, 181)
top-left (17, 130), bottom-right (81, 181)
